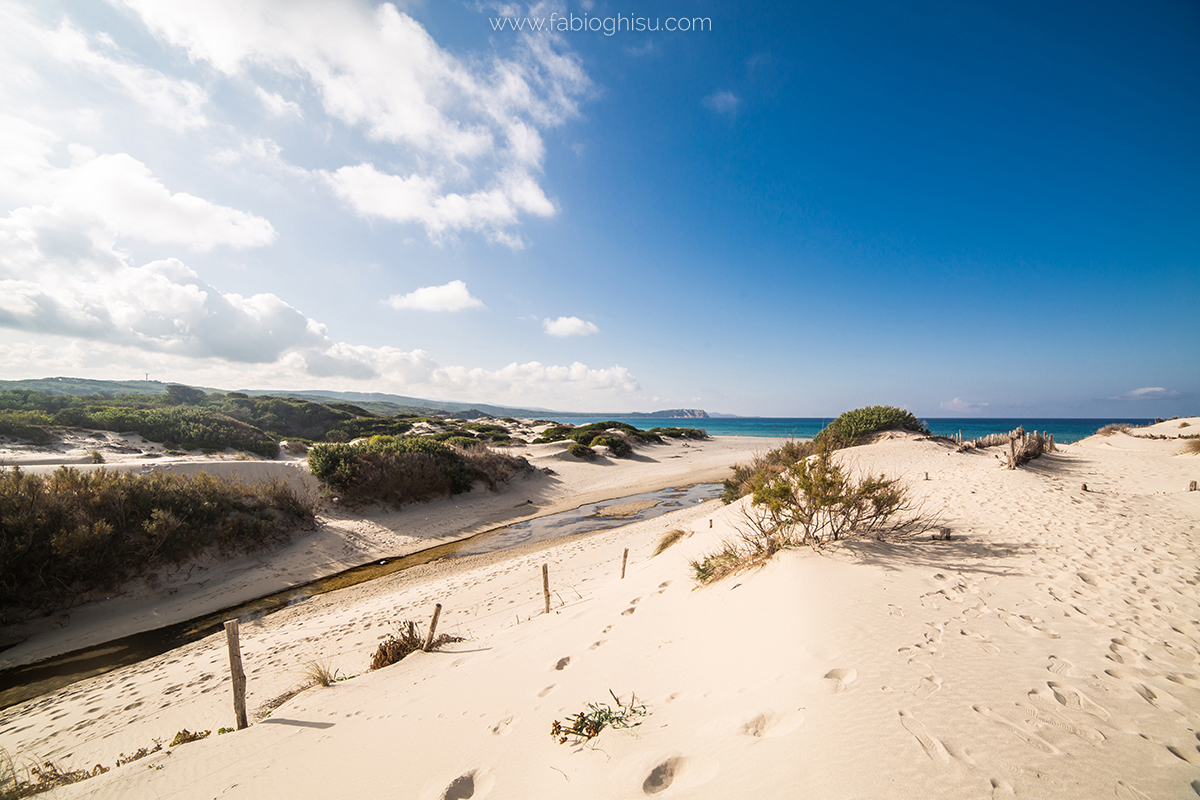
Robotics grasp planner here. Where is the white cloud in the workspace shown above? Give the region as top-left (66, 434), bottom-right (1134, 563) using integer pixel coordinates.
top-left (543, 316), bottom-right (599, 337)
top-left (254, 86), bottom-right (303, 119)
top-left (0, 120), bottom-right (276, 250)
top-left (703, 90), bottom-right (740, 115)
top-left (117, 0), bottom-right (589, 245)
top-left (0, 4), bottom-right (209, 131)
top-left (386, 280), bottom-right (485, 312)
top-left (939, 397), bottom-right (990, 413)
top-left (1110, 386), bottom-right (1181, 401)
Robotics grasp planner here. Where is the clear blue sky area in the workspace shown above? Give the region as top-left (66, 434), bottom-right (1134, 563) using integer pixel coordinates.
top-left (0, 1), bottom-right (1195, 416)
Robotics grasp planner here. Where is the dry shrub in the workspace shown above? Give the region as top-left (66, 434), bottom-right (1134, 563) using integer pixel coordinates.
top-left (1185, 439), bottom-right (1200, 455)
top-left (370, 621), bottom-right (464, 671)
top-left (1006, 431), bottom-right (1047, 468)
top-left (652, 529), bottom-right (687, 556)
top-left (458, 445), bottom-right (534, 490)
top-left (1097, 423), bottom-right (1131, 436)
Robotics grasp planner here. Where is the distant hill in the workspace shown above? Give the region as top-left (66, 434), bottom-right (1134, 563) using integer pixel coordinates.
top-left (0, 378), bottom-right (719, 420)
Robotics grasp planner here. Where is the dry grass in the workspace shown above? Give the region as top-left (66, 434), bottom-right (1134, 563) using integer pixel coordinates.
top-left (652, 529), bottom-right (687, 556)
top-left (1185, 439), bottom-right (1200, 455)
top-left (303, 660), bottom-right (341, 687)
top-left (370, 621), bottom-right (465, 671)
top-left (1097, 423), bottom-right (1132, 436)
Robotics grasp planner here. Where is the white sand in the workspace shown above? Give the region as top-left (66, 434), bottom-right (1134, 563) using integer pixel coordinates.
top-left (2, 420), bottom-right (1198, 799)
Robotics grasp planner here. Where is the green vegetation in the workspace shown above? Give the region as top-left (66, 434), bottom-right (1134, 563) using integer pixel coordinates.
top-left (169, 730), bottom-right (209, 747)
top-left (534, 421), bottom-right (661, 457)
top-left (722, 439), bottom-right (814, 503)
top-left (0, 467), bottom-right (316, 621)
top-left (814, 405), bottom-right (929, 449)
top-left (647, 426), bottom-right (708, 440)
top-left (551, 691), bottom-right (647, 746)
top-left (307, 435), bottom-right (531, 507)
top-left (567, 441), bottom-right (596, 459)
top-left (697, 439), bottom-right (929, 584)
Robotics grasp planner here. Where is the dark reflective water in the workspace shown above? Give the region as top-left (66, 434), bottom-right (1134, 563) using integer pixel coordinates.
top-left (0, 483), bottom-right (721, 710)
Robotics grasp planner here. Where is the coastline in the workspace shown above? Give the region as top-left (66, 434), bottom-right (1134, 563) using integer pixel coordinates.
top-left (1, 420), bottom-right (1197, 799)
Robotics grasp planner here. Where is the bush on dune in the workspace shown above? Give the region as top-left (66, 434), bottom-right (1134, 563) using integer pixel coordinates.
top-left (814, 405), bottom-right (930, 449)
top-left (0, 466), bottom-right (316, 620)
top-left (307, 435), bottom-right (531, 507)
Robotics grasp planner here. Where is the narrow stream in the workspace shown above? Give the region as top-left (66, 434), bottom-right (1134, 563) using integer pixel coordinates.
top-left (0, 483), bottom-right (721, 711)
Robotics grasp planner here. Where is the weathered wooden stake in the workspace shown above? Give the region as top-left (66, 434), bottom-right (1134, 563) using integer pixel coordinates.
top-left (423, 603), bottom-right (443, 652)
top-left (620, 548), bottom-right (629, 579)
top-left (709, 519), bottom-right (713, 528)
top-left (1080, 483), bottom-right (1088, 492)
top-left (224, 619), bottom-right (248, 730)
top-left (924, 472), bottom-right (929, 481)
top-left (1190, 480), bottom-right (1197, 492)
top-left (542, 564), bottom-right (550, 614)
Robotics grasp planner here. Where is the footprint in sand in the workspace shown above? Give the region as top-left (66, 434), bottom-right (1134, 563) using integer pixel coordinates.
top-left (822, 668), bottom-right (858, 694)
top-left (488, 715), bottom-right (518, 736)
top-left (440, 768), bottom-right (494, 800)
top-left (887, 604), bottom-right (904, 617)
top-left (622, 607), bottom-right (637, 616)
top-left (972, 705), bottom-right (1059, 754)
top-left (589, 640), bottom-right (607, 650)
top-left (554, 657), bottom-right (571, 671)
top-left (739, 710), bottom-right (804, 739)
top-left (1047, 655), bottom-right (1075, 676)
top-left (1114, 780), bottom-right (1152, 800)
top-left (1166, 744), bottom-right (1200, 765)
top-left (642, 757), bottom-right (687, 795)
top-left (960, 629), bottom-right (1000, 656)
top-left (898, 710), bottom-right (951, 764)
top-left (1046, 682), bottom-right (1110, 720)
top-left (537, 684), bottom-right (557, 698)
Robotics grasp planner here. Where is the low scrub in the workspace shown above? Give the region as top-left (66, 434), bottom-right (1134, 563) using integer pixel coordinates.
top-left (535, 421), bottom-right (661, 455)
top-left (308, 436), bottom-right (531, 507)
top-left (815, 405), bottom-right (929, 449)
top-left (722, 439), bottom-right (814, 503)
top-left (0, 467), bottom-right (316, 621)
top-left (567, 441), bottom-right (596, 460)
top-left (648, 427), bottom-right (708, 440)
top-left (551, 691), bottom-right (647, 746)
top-left (1186, 439), bottom-right (1200, 455)
top-left (1096, 423), bottom-right (1131, 436)
top-left (370, 621), bottom-right (464, 670)
top-left (695, 443), bottom-right (930, 584)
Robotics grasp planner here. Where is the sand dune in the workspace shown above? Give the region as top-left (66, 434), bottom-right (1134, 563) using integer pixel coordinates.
top-left (2, 421), bottom-right (1197, 799)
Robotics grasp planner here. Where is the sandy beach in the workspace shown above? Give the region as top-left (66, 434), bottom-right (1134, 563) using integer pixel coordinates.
top-left (2, 420), bottom-right (1198, 799)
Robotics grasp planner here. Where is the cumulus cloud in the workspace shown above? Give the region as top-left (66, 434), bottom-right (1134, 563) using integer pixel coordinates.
top-left (1109, 387), bottom-right (1181, 401)
top-left (939, 397), bottom-right (990, 413)
top-left (386, 280), bottom-right (485, 312)
top-left (703, 90), bottom-right (740, 115)
top-left (543, 316), bottom-right (599, 337)
top-left (117, 0), bottom-right (589, 246)
top-left (0, 120), bottom-right (275, 250)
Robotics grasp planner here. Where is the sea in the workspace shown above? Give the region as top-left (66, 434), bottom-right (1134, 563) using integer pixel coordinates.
top-left (556, 417), bottom-right (1154, 445)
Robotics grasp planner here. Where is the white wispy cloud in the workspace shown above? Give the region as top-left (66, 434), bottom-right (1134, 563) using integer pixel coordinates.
top-left (703, 89), bottom-right (740, 115)
top-left (939, 397), bottom-right (990, 413)
top-left (1109, 386), bottom-right (1181, 401)
top-left (543, 316), bottom-right (599, 337)
top-left (254, 86), bottom-right (302, 119)
top-left (386, 280), bottom-right (485, 312)
top-left (117, 0), bottom-right (589, 246)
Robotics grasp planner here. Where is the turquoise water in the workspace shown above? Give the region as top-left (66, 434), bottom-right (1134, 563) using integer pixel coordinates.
top-left (558, 417), bottom-right (1154, 444)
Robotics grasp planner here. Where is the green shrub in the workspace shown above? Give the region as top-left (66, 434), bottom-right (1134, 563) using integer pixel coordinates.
top-left (307, 436), bottom-right (530, 506)
top-left (0, 466), bottom-right (316, 620)
top-left (444, 436), bottom-right (481, 449)
top-left (722, 439), bottom-right (814, 503)
top-left (567, 441), bottom-right (596, 459)
top-left (590, 435), bottom-right (631, 457)
top-left (815, 405), bottom-right (929, 449)
top-left (648, 427), bottom-right (708, 440)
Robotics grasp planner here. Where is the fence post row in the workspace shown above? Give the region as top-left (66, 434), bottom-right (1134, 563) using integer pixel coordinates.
top-left (542, 563), bottom-right (551, 614)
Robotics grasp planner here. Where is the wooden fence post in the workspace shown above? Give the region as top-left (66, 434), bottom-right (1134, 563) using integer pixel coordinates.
top-left (224, 619), bottom-right (248, 730)
top-left (620, 548), bottom-right (629, 579)
top-left (423, 603), bottom-right (443, 652)
top-left (1189, 480), bottom-right (1197, 492)
top-left (542, 564), bottom-right (550, 614)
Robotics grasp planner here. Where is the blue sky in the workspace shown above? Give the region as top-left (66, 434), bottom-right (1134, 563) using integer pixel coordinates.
top-left (0, 1), bottom-right (1195, 416)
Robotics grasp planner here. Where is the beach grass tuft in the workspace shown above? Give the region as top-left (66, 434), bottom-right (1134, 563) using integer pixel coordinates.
top-left (653, 529), bottom-right (687, 556)
top-left (303, 660), bottom-right (341, 687)
top-left (1097, 423), bottom-right (1131, 436)
top-left (1185, 439), bottom-right (1200, 455)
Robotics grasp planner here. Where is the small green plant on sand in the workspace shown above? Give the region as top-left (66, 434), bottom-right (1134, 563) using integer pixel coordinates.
top-left (169, 729), bottom-right (209, 747)
top-left (551, 691), bottom-right (647, 746)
